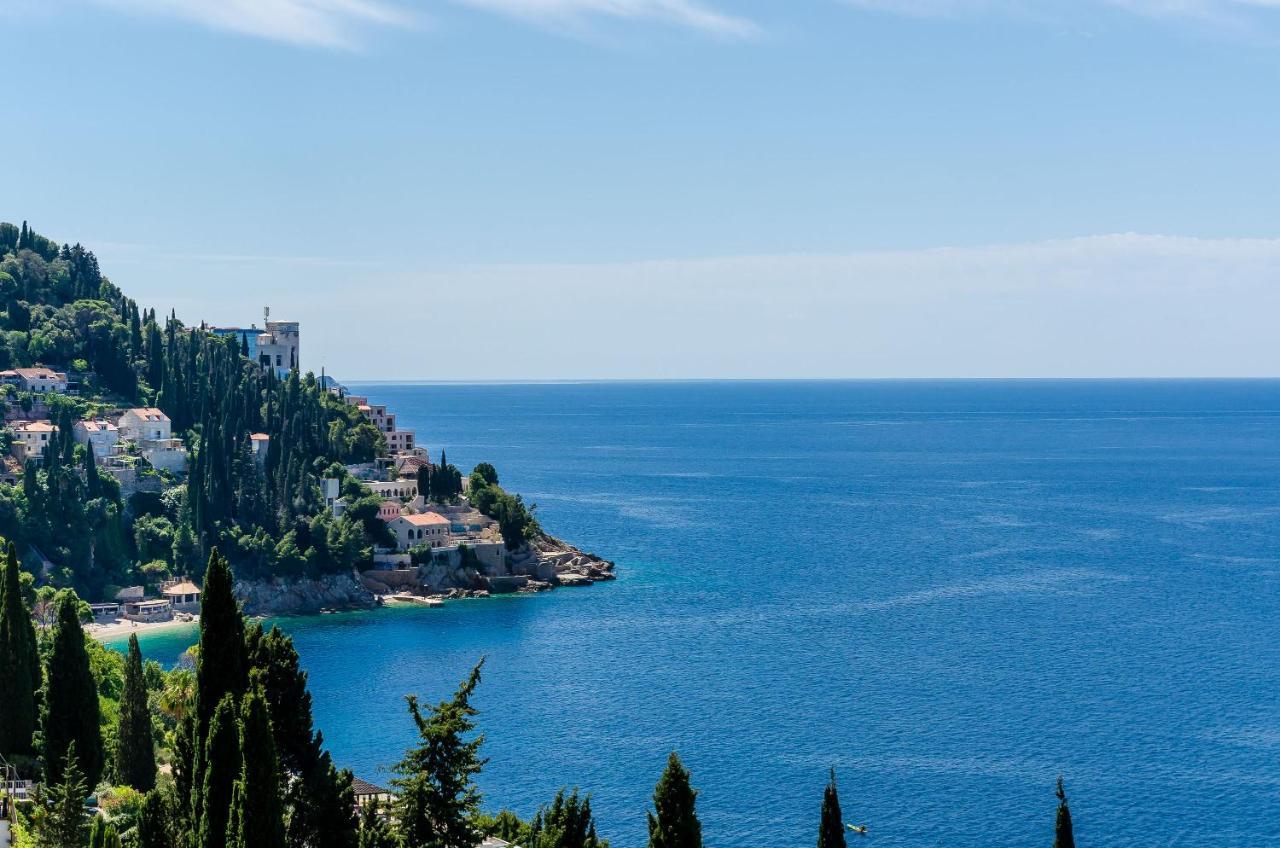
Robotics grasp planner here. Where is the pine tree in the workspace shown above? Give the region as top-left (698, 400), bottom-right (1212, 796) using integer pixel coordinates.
top-left (392, 660), bottom-right (487, 848)
top-left (89, 814), bottom-right (121, 848)
top-left (115, 633), bottom-right (156, 790)
top-left (43, 592), bottom-right (104, 788)
top-left (36, 743), bottom-right (91, 847)
top-left (647, 753), bottom-right (701, 848)
top-left (136, 790), bottom-right (172, 848)
top-left (817, 768), bottom-right (845, 848)
top-left (195, 695), bottom-right (241, 848)
top-left (358, 799), bottom-right (397, 848)
top-left (1053, 776), bottom-right (1076, 848)
top-left (0, 542), bottom-right (41, 758)
top-left (228, 688), bottom-right (286, 848)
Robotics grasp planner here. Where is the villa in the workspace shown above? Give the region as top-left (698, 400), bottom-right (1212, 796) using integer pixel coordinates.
top-left (387, 511), bottom-right (451, 550)
top-left (10, 420), bottom-right (56, 463)
top-left (368, 480), bottom-right (418, 501)
top-left (118, 407), bottom-right (172, 442)
top-left (73, 419), bottom-right (120, 457)
top-left (5, 367), bottom-right (69, 394)
top-left (161, 578), bottom-right (201, 611)
top-left (123, 598), bottom-right (172, 622)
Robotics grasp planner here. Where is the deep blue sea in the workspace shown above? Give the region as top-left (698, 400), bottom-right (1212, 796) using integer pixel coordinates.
top-left (119, 380), bottom-right (1280, 847)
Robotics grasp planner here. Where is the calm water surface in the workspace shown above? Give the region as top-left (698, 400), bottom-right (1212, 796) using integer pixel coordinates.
top-left (123, 380), bottom-right (1280, 847)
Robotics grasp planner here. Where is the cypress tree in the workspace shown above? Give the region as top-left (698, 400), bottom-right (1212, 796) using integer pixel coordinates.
top-left (44, 591), bottom-right (104, 788)
top-left (817, 768), bottom-right (846, 848)
top-left (89, 814), bottom-right (121, 848)
top-left (0, 542), bottom-right (41, 758)
top-left (1053, 776), bottom-right (1076, 848)
top-left (115, 633), bottom-right (156, 790)
top-left (647, 753), bottom-right (701, 848)
top-left (37, 742), bottom-right (90, 848)
top-left (229, 688), bottom-right (286, 848)
top-left (392, 660), bottom-right (487, 848)
top-left (137, 789), bottom-right (172, 848)
top-left (195, 695), bottom-right (241, 848)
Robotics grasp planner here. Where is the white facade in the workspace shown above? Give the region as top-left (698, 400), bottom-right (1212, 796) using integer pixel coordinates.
top-left (10, 420), bottom-right (57, 463)
top-left (258, 320), bottom-right (300, 378)
top-left (368, 480), bottom-right (418, 500)
top-left (119, 408), bottom-right (172, 443)
top-left (141, 438), bottom-right (188, 473)
top-left (388, 512), bottom-right (451, 550)
top-left (73, 419), bottom-right (119, 457)
top-left (11, 367), bottom-right (68, 394)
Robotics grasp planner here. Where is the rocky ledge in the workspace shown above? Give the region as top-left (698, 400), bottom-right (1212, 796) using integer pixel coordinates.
top-left (530, 532), bottom-right (617, 585)
top-left (235, 572), bottom-right (379, 616)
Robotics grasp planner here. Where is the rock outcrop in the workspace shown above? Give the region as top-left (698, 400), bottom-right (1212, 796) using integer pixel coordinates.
top-left (235, 571), bottom-right (379, 616)
top-left (529, 533), bottom-right (616, 585)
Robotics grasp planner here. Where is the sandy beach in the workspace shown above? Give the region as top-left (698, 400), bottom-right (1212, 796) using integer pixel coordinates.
top-left (88, 615), bottom-right (200, 642)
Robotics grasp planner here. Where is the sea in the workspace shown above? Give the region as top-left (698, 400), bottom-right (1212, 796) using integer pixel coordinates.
top-left (116, 380), bottom-right (1280, 847)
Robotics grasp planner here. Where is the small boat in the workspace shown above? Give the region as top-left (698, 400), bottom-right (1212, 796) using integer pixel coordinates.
top-left (845, 824), bottom-right (867, 835)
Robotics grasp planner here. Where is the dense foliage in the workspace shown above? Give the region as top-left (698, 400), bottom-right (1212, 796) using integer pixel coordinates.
top-left (0, 220), bottom-right (385, 593)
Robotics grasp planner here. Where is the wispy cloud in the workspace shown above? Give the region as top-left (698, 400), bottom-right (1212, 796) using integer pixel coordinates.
top-left (90, 0), bottom-right (413, 48)
top-left (839, 0), bottom-right (1280, 29)
top-left (84, 0), bottom-right (753, 46)
top-left (450, 0), bottom-right (757, 38)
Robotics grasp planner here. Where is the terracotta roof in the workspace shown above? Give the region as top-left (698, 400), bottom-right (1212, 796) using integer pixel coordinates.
top-left (127, 407), bottom-right (168, 421)
top-left (14, 421), bottom-right (56, 432)
top-left (162, 581), bottom-right (201, 596)
top-left (400, 512), bottom-right (449, 527)
top-left (13, 367), bottom-right (65, 379)
top-left (249, 433), bottom-right (270, 441)
top-left (78, 420), bottom-right (118, 433)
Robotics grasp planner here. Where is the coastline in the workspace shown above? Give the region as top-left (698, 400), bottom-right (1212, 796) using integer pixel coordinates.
top-left (89, 614), bottom-right (200, 642)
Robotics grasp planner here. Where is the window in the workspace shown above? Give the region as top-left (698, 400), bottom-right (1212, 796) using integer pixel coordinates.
top-left (276, 355), bottom-right (282, 366)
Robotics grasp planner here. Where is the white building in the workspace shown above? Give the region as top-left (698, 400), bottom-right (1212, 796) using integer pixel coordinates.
top-left (118, 408), bottom-right (171, 443)
top-left (10, 367), bottom-right (68, 394)
top-left (368, 480), bottom-right (418, 501)
top-left (250, 432), bottom-right (270, 466)
top-left (258, 318), bottom-right (300, 378)
top-left (142, 439), bottom-right (188, 474)
top-left (10, 420), bottom-right (56, 463)
top-left (387, 511), bottom-right (451, 550)
top-left (73, 419), bottom-right (119, 457)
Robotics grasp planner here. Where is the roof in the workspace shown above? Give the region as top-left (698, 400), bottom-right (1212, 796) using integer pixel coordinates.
top-left (399, 512), bottom-right (449, 527)
top-left (249, 432), bottom-right (270, 441)
top-left (162, 581), bottom-right (201, 596)
top-left (126, 407), bottom-right (169, 421)
top-left (131, 599), bottom-right (171, 608)
top-left (13, 367), bottom-right (65, 379)
top-left (77, 420), bottom-right (118, 433)
top-left (14, 421), bottom-right (56, 432)
top-left (350, 778), bottom-right (392, 797)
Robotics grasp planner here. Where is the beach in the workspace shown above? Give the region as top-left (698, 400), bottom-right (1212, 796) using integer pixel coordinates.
top-left (88, 615), bottom-right (200, 642)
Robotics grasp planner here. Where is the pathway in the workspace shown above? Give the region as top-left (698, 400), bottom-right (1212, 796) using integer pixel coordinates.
top-left (1, 817), bottom-right (11, 847)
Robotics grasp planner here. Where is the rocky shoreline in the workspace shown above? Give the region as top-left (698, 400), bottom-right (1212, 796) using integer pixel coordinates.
top-left (235, 534), bottom-right (615, 616)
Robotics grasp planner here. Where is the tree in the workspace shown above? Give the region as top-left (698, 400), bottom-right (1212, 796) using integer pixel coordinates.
top-left (647, 753), bottom-right (701, 848)
top-left (195, 695), bottom-right (241, 848)
top-left (43, 591), bottom-right (104, 788)
top-left (88, 815), bottom-right (121, 848)
top-left (472, 463), bottom-right (499, 487)
top-left (1053, 776), bottom-right (1076, 848)
top-left (115, 633), bottom-right (156, 790)
top-left (34, 743), bottom-right (91, 848)
top-left (358, 800), bottom-right (397, 848)
top-left (228, 688), bottom-right (286, 848)
top-left (527, 789), bottom-right (605, 848)
top-left (0, 541), bottom-right (41, 759)
top-left (817, 768), bottom-right (845, 848)
top-left (392, 660), bottom-right (487, 848)
top-left (136, 790), bottom-right (173, 848)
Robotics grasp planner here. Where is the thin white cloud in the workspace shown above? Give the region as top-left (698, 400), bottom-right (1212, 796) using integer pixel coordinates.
top-left (102, 233), bottom-right (1280, 380)
top-left (83, 0), bottom-right (752, 46)
top-left (840, 0), bottom-right (1280, 27)
top-left (450, 0), bottom-right (757, 37)
top-left (90, 0), bottom-right (412, 47)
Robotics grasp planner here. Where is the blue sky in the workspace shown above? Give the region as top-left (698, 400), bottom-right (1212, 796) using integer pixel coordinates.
top-left (2, 0), bottom-right (1279, 379)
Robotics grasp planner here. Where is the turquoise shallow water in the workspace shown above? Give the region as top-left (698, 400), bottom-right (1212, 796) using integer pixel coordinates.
top-left (117, 380), bottom-right (1280, 847)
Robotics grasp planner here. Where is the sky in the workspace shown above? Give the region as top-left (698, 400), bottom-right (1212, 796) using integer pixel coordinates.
top-left (2, 0), bottom-right (1279, 379)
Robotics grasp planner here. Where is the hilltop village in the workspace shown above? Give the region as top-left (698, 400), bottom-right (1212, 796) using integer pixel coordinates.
top-left (0, 223), bottom-right (612, 625)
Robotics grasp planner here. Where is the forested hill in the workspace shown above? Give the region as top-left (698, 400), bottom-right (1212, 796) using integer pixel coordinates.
top-left (0, 221), bottom-right (388, 598)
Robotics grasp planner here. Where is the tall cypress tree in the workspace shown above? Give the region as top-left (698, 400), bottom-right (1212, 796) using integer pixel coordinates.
top-left (1053, 777), bottom-right (1076, 848)
top-left (392, 660), bottom-right (487, 848)
top-left (228, 688), bottom-right (286, 848)
top-left (817, 768), bottom-right (846, 848)
top-left (43, 592), bottom-right (104, 788)
top-left (647, 753), bottom-right (701, 848)
top-left (0, 542), bottom-right (41, 758)
top-left (195, 695), bottom-right (241, 848)
top-left (115, 633), bottom-right (156, 790)
top-left (357, 799), bottom-right (397, 848)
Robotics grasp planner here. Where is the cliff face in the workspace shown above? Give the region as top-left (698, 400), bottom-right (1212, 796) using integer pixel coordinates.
top-left (234, 572), bottom-right (379, 616)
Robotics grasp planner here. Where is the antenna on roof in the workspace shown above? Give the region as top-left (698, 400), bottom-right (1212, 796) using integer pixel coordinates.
top-left (264, 305), bottom-right (270, 325)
